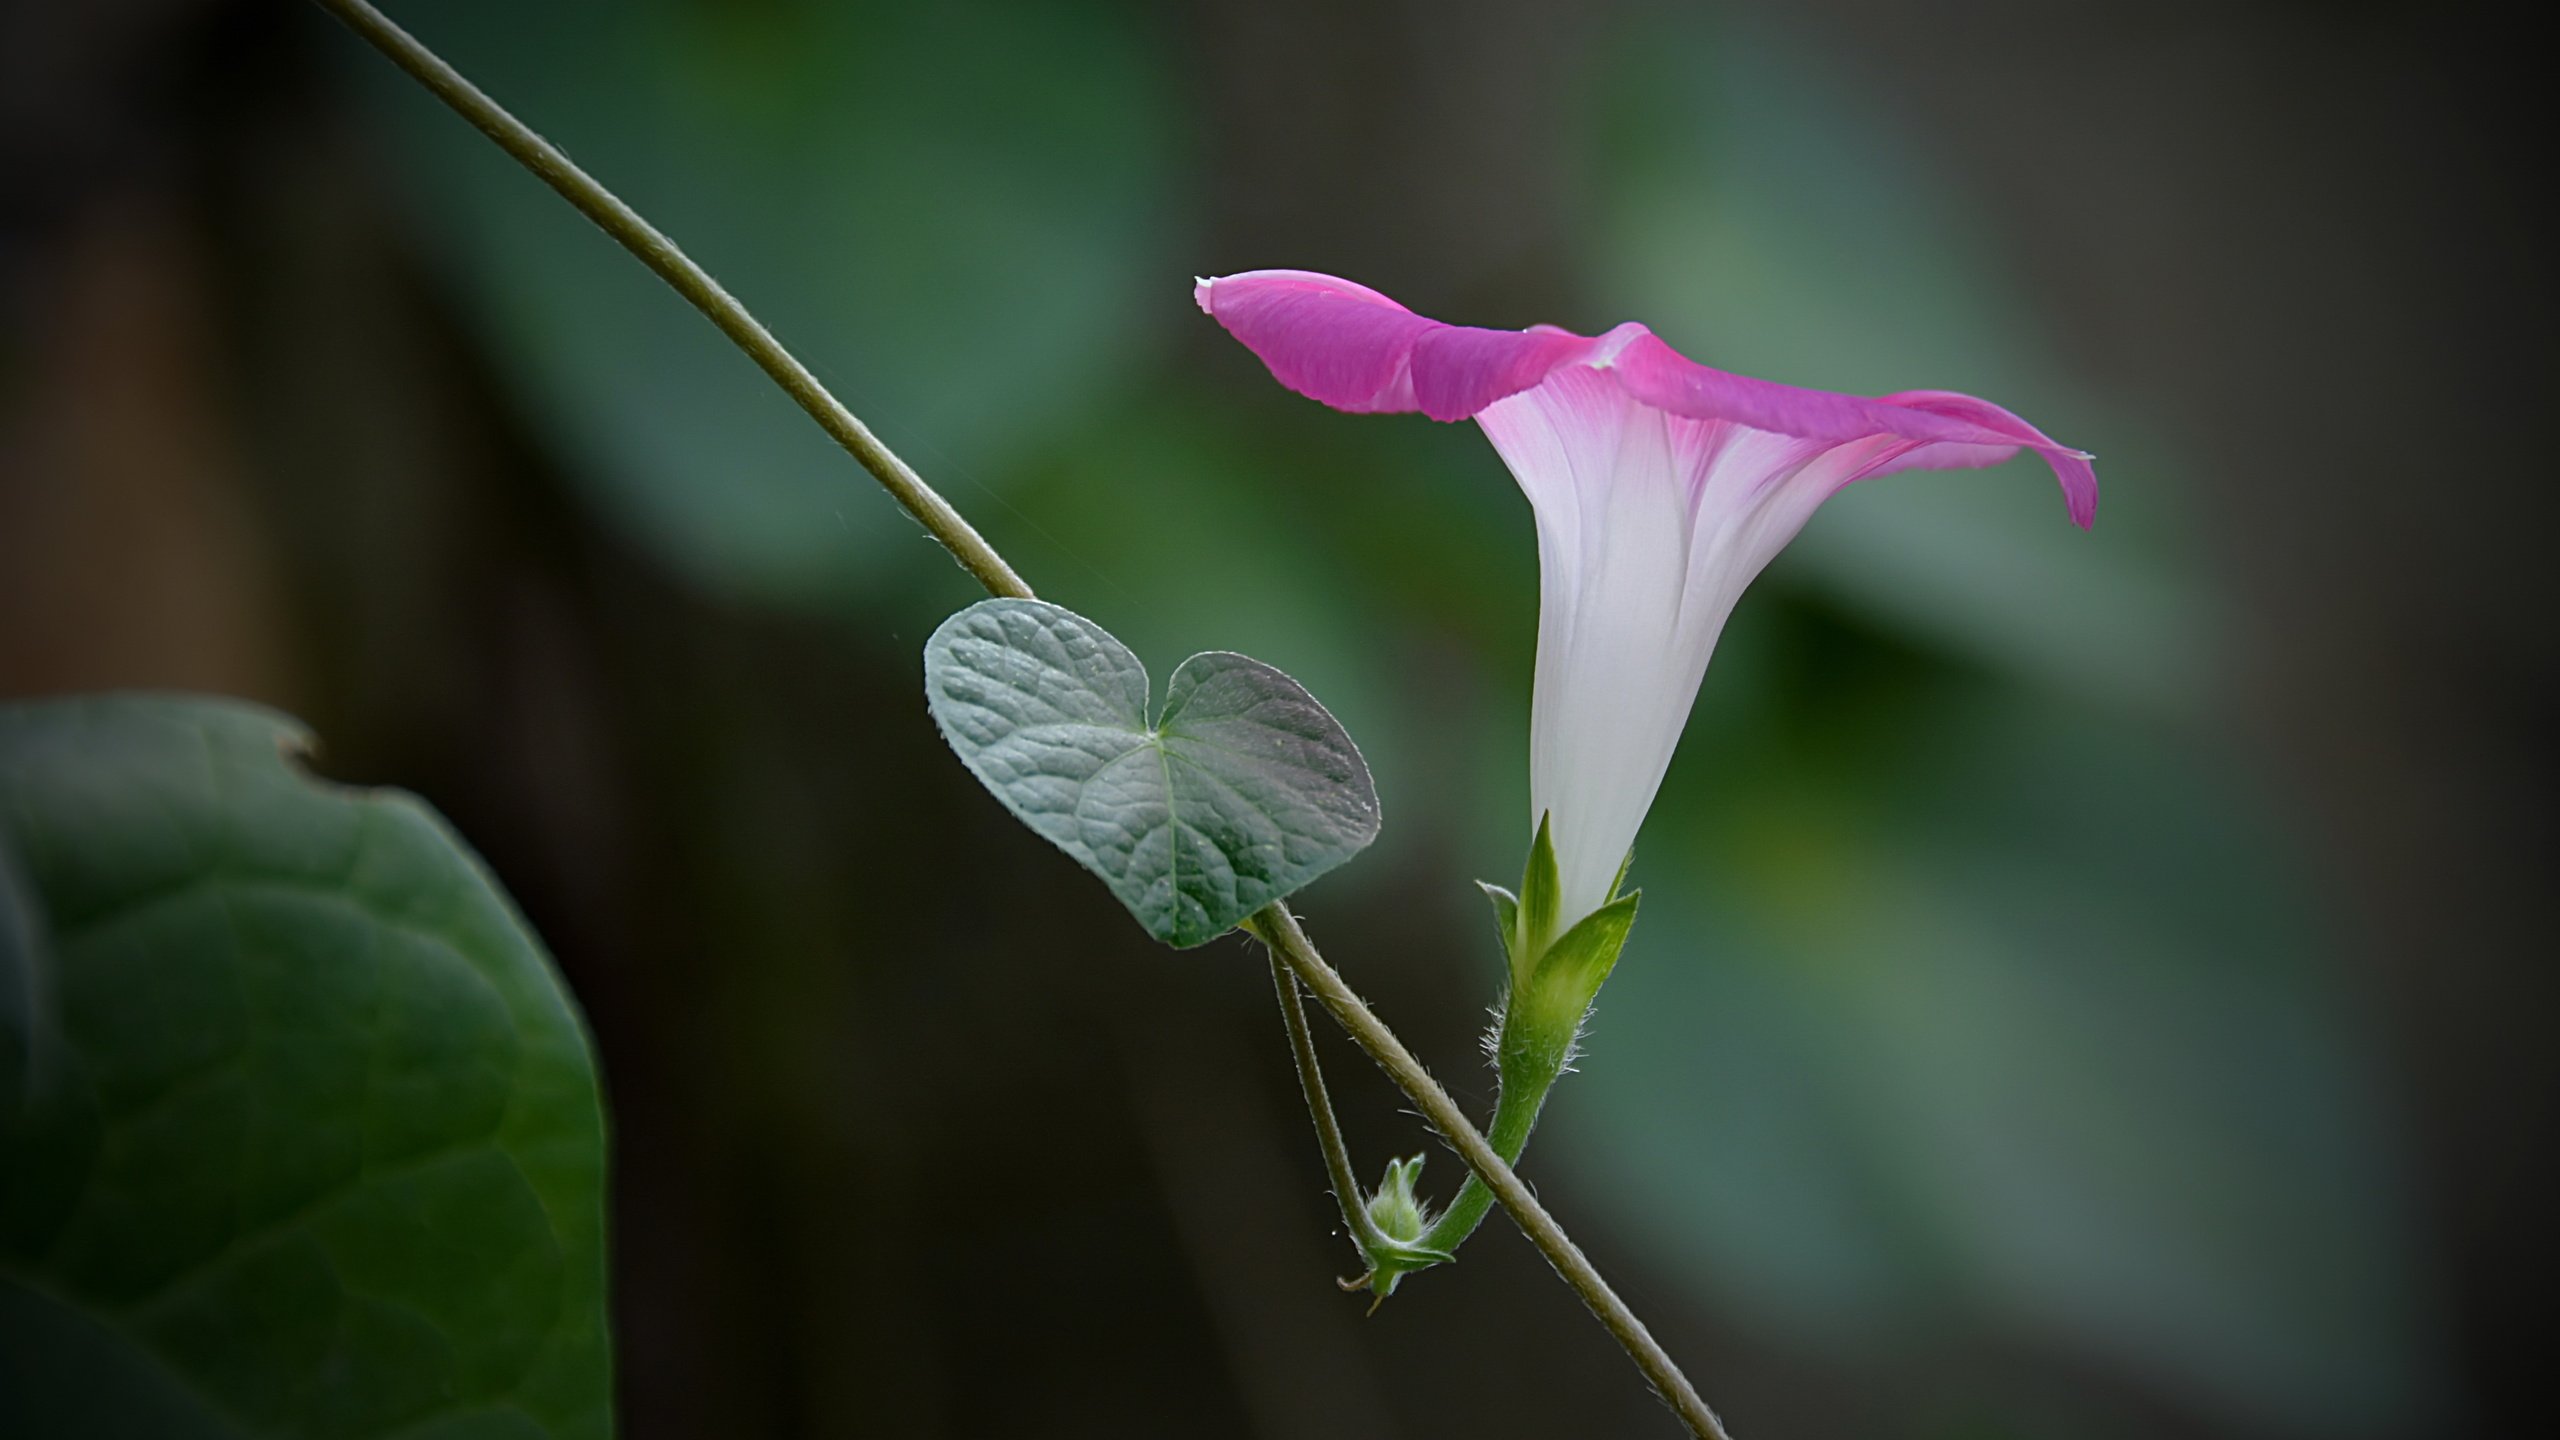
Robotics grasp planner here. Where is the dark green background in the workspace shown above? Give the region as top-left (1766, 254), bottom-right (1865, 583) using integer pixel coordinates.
top-left (2, 1), bottom-right (2547, 1437)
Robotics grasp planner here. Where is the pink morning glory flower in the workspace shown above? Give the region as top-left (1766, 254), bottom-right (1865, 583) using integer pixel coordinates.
top-left (1197, 270), bottom-right (2097, 934)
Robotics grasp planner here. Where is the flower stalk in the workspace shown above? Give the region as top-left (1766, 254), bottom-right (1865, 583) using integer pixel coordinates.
top-left (1348, 817), bottom-right (1638, 1293)
top-left (1421, 819), bottom-right (1638, 1259)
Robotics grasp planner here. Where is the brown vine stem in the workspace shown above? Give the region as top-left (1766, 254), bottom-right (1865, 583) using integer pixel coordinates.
top-left (311, 2), bottom-right (1727, 1433)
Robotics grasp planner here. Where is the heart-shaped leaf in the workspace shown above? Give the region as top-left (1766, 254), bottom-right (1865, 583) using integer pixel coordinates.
top-left (924, 599), bottom-right (1381, 947)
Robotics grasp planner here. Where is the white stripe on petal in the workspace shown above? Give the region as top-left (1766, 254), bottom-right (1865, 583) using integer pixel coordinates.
top-left (1480, 380), bottom-right (1916, 931)
top-left (1484, 370), bottom-right (1694, 924)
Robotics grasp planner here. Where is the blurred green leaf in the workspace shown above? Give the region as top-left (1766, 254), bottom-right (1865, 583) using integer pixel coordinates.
top-left (0, 695), bottom-right (609, 1440)
top-left (361, 0), bottom-right (1182, 608)
top-left (925, 599), bottom-right (1381, 947)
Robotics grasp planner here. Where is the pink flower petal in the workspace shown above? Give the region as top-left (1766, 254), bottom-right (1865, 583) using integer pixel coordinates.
top-left (1197, 270), bottom-right (1600, 421)
top-left (1407, 324), bottom-right (1603, 423)
top-left (1616, 344), bottom-right (2097, 528)
top-left (1194, 271), bottom-right (1435, 414)
top-left (1197, 270), bottom-right (2099, 527)
top-left (1871, 390), bottom-right (2099, 529)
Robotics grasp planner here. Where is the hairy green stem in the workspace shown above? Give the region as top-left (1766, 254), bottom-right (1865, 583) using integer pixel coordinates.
top-left (313, 3), bottom-right (1727, 1432)
top-left (1421, 1009), bottom-right (1572, 1255)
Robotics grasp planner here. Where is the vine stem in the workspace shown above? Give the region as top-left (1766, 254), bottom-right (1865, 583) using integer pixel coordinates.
top-left (311, 2), bottom-right (1727, 1433)
top-left (306, 0), bottom-right (1031, 603)
top-left (1258, 940), bottom-right (1384, 1266)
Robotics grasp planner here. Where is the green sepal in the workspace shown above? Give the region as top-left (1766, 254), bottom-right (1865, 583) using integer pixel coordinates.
top-left (1529, 889), bottom-right (1641, 1006)
top-left (1487, 820), bottom-right (1644, 1043)
top-left (1506, 888), bottom-right (1642, 1051)
top-left (1512, 813), bottom-right (1562, 982)
top-left (1477, 881), bottom-right (1520, 967)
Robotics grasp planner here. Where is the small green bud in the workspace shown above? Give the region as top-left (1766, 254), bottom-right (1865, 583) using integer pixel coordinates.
top-left (1355, 1154), bottom-right (1455, 1303)
top-left (1363, 1154), bottom-right (1433, 1243)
